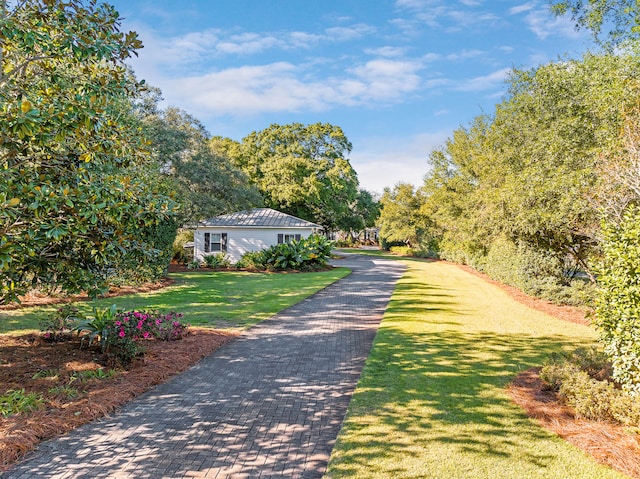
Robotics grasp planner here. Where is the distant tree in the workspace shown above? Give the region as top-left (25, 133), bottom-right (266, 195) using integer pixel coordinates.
top-left (337, 189), bottom-right (381, 240)
top-left (229, 123), bottom-right (360, 230)
top-left (0, 0), bottom-right (176, 304)
top-left (140, 105), bottom-right (263, 224)
top-left (377, 183), bottom-right (430, 248)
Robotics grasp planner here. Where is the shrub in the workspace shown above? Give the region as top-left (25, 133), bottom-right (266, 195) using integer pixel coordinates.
top-left (389, 246), bottom-right (414, 256)
top-left (75, 304), bottom-right (119, 350)
top-left (40, 304), bottom-right (84, 342)
top-left (173, 228), bottom-right (194, 263)
top-left (235, 250), bottom-right (268, 270)
top-left (75, 305), bottom-right (189, 367)
top-left (187, 259), bottom-right (200, 270)
top-left (540, 347), bottom-right (639, 426)
top-left (240, 235), bottom-right (334, 271)
top-left (595, 206), bottom-right (640, 396)
top-left (150, 311), bottom-right (189, 341)
top-left (202, 254), bottom-right (231, 269)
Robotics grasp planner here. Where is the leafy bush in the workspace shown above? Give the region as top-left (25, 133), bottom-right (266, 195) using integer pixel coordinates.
top-left (173, 228), bottom-right (194, 263)
top-left (40, 304), bottom-right (84, 342)
top-left (75, 304), bottom-right (119, 350)
top-left (237, 235), bottom-right (333, 271)
top-left (595, 206), bottom-right (640, 396)
top-left (148, 311), bottom-right (189, 341)
top-left (202, 254), bottom-right (231, 269)
top-left (540, 347), bottom-right (640, 426)
top-left (74, 305), bottom-right (189, 367)
top-left (235, 250), bottom-right (269, 270)
top-left (187, 260), bottom-right (200, 270)
top-left (389, 246), bottom-right (414, 256)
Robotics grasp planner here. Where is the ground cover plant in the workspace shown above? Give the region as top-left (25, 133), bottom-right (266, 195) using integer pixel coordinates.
top-left (326, 257), bottom-right (634, 479)
top-left (0, 267), bottom-right (349, 468)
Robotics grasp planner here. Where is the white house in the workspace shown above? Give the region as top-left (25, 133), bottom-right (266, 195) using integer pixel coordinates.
top-left (194, 208), bottom-right (323, 264)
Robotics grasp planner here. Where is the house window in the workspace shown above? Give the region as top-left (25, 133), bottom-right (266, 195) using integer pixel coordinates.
top-left (204, 232), bottom-right (227, 253)
top-left (277, 233), bottom-right (302, 244)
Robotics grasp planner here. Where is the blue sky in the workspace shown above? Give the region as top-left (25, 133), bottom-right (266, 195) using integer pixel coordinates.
top-left (108, 0), bottom-right (595, 193)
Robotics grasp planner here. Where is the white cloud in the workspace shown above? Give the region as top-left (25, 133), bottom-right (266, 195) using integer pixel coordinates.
top-left (365, 46), bottom-right (407, 58)
top-left (455, 67), bottom-right (510, 91)
top-left (159, 57), bottom-right (425, 117)
top-left (513, 3), bottom-right (581, 40)
top-left (350, 131), bottom-right (450, 193)
top-left (509, 2), bottom-right (536, 15)
top-left (351, 59), bottom-right (423, 100)
top-left (325, 23), bottom-right (376, 40)
top-left (445, 49), bottom-right (485, 61)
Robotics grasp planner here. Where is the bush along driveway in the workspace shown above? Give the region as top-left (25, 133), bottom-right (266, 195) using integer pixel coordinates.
top-left (326, 258), bottom-right (628, 479)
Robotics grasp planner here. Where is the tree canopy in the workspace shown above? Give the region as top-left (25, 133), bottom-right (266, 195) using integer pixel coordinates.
top-left (139, 100), bottom-right (262, 224)
top-left (549, 0), bottom-right (640, 49)
top-left (0, 0), bottom-right (175, 303)
top-left (378, 51), bottom-right (640, 299)
top-left (223, 122), bottom-right (362, 231)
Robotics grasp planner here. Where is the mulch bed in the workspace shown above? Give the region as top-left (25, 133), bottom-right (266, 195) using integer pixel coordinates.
top-left (509, 369), bottom-right (640, 478)
top-left (0, 328), bottom-right (237, 470)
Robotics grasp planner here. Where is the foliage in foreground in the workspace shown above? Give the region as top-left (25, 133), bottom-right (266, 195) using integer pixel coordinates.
top-left (42, 304), bottom-right (189, 367)
top-left (0, 0), bottom-right (177, 304)
top-left (541, 347), bottom-right (640, 428)
top-left (595, 206), bottom-right (640, 395)
top-left (0, 389), bottom-right (44, 417)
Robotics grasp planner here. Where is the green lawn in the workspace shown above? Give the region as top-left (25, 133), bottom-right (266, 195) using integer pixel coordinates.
top-left (0, 268), bottom-right (351, 334)
top-left (325, 257), bottom-right (627, 479)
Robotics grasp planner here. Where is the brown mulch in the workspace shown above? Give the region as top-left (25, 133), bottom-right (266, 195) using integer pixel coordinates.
top-left (509, 369), bottom-right (640, 478)
top-left (0, 329), bottom-right (237, 470)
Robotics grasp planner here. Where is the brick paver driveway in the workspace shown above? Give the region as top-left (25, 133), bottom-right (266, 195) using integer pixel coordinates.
top-left (3, 253), bottom-right (405, 479)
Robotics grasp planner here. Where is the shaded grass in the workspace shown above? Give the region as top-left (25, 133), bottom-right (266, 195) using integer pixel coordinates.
top-left (326, 259), bottom-right (627, 479)
top-left (0, 268), bottom-right (351, 334)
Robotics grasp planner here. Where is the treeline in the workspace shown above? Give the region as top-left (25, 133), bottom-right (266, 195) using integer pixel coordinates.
top-left (379, 51), bottom-right (640, 305)
top-left (379, 0), bottom-right (640, 394)
top-left (0, 0), bottom-right (377, 305)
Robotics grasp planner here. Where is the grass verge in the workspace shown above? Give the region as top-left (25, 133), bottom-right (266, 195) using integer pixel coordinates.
top-left (0, 268), bottom-right (351, 334)
top-left (325, 258), bottom-right (627, 479)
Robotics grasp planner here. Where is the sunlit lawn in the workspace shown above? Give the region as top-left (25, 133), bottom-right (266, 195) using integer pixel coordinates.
top-left (325, 257), bottom-right (626, 479)
top-left (0, 268), bottom-right (350, 335)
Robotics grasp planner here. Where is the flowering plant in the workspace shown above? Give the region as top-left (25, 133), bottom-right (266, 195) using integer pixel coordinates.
top-left (74, 305), bottom-right (189, 366)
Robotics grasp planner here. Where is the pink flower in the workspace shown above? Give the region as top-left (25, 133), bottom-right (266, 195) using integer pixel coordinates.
top-left (143, 331), bottom-right (150, 339)
top-left (119, 329), bottom-right (126, 338)
top-left (115, 321), bottom-right (122, 326)
top-left (137, 320), bottom-right (144, 329)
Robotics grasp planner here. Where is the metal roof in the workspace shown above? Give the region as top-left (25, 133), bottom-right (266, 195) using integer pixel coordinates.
top-left (199, 208), bottom-right (322, 229)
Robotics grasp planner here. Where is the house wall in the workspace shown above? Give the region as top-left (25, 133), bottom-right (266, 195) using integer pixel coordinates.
top-left (194, 227), bottom-right (315, 264)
